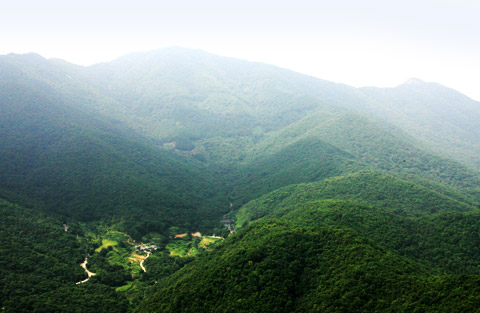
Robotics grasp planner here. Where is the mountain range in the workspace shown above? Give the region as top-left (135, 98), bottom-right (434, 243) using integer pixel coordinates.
top-left (0, 47), bottom-right (479, 312)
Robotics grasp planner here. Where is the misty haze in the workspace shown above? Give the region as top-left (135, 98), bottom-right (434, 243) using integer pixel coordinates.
top-left (1, 1), bottom-right (480, 312)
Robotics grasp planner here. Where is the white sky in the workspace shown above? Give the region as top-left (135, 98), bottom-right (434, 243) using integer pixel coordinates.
top-left (1, 0), bottom-right (479, 100)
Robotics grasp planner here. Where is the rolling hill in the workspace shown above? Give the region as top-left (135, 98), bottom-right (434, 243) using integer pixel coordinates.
top-left (237, 171), bottom-right (479, 227)
top-left (138, 220), bottom-right (480, 313)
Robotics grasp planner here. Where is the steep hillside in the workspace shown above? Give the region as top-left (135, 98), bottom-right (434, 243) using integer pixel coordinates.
top-left (230, 138), bottom-right (365, 204)
top-left (0, 64), bottom-right (230, 238)
top-left (138, 220), bottom-right (480, 313)
top-left (2, 49), bottom-right (477, 194)
top-left (1, 49), bottom-right (479, 312)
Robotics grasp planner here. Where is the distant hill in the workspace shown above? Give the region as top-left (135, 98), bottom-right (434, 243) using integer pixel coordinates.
top-left (358, 79), bottom-right (480, 170)
top-left (83, 49), bottom-right (480, 173)
top-left (83, 47), bottom-right (361, 140)
top-left (230, 138), bottom-right (365, 204)
top-left (2, 48), bottom-right (478, 192)
top-left (245, 109), bottom-right (480, 189)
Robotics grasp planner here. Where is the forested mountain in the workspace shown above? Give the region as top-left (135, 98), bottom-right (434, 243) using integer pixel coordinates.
top-left (1, 47), bottom-right (479, 312)
top-left (0, 53), bottom-right (231, 238)
top-left (230, 110), bottom-right (480, 207)
top-left (0, 73), bottom-right (232, 233)
top-left (84, 47), bottom-right (361, 140)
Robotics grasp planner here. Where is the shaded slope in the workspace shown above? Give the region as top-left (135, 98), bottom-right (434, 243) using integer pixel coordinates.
top-left (2, 50), bottom-right (478, 194)
top-left (0, 66), bottom-right (229, 237)
top-left (0, 198), bottom-right (130, 313)
top-left (230, 138), bottom-right (365, 204)
top-left (82, 48), bottom-right (480, 189)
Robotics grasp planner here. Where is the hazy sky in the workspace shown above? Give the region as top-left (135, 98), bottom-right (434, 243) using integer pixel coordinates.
top-left (1, 0), bottom-right (479, 100)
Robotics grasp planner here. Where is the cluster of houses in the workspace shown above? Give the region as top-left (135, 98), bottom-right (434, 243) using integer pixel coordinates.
top-left (136, 244), bottom-right (158, 252)
top-left (221, 215), bottom-right (236, 233)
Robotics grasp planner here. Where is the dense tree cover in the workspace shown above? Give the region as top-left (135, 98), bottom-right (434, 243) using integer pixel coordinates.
top-left (83, 47), bottom-right (361, 139)
top-left (0, 76), bottom-right (231, 239)
top-left (1, 49), bottom-right (477, 238)
top-left (260, 199), bottom-right (480, 274)
top-left (230, 138), bottom-right (364, 204)
top-left (237, 171), bottom-right (479, 227)
top-left (0, 199), bottom-right (129, 312)
top-left (1, 48), bottom-right (480, 312)
top-left (6, 284), bottom-right (129, 313)
top-left (141, 251), bottom-right (194, 283)
top-left (138, 220), bottom-right (480, 313)
top-left (248, 110), bottom-right (480, 189)
top-left (4, 50), bottom-right (478, 191)
top-left (359, 79), bottom-right (480, 171)
top-left (88, 251), bottom-right (133, 287)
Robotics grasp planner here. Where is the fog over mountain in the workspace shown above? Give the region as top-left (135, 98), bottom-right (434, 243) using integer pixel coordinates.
top-left (1, 48), bottom-right (479, 312)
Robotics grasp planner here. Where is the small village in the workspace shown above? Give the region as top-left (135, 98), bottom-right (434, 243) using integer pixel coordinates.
top-left (136, 244), bottom-right (158, 252)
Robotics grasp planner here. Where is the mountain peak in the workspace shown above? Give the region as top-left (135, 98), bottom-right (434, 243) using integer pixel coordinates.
top-left (402, 77), bottom-right (425, 86)
top-left (6, 52), bottom-right (45, 61)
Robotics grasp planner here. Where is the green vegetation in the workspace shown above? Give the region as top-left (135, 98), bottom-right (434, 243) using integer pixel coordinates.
top-left (268, 200), bottom-right (480, 274)
top-left (237, 171), bottom-right (479, 227)
top-left (359, 80), bottom-right (480, 171)
top-left (198, 236), bottom-right (223, 249)
top-left (166, 236), bottom-right (201, 257)
top-left (0, 72), bottom-right (231, 240)
top-left (246, 110), bottom-right (480, 189)
top-left (138, 220), bottom-right (480, 313)
top-left (0, 199), bottom-right (129, 313)
top-left (95, 239), bottom-right (119, 252)
top-left (166, 234), bottom-right (222, 257)
top-left (230, 138), bottom-right (364, 204)
top-left (1, 48), bottom-right (480, 312)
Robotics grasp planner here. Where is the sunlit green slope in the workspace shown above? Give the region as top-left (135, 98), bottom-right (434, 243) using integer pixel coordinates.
top-left (138, 220), bottom-right (480, 313)
top-left (237, 171), bottom-right (479, 227)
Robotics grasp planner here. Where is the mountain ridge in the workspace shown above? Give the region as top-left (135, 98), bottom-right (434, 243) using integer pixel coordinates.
top-left (1, 47), bottom-right (479, 312)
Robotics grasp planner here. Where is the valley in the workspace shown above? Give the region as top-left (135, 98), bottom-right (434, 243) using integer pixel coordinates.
top-left (1, 48), bottom-right (479, 312)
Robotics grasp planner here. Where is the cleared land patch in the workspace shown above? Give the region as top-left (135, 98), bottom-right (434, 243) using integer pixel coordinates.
top-left (95, 239), bottom-right (118, 252)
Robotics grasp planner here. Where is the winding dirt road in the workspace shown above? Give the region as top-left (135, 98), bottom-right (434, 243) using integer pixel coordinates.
top-left (140, 252), bottom-right (150, 273)
top-left (76, 257), bottom-right (96, 284)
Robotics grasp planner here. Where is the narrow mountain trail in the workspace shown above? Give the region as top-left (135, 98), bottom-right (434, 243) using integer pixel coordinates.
top-left (76, 257), bottom-right (96, 284)
top-left (140, 252), bottom-right (151, 273)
